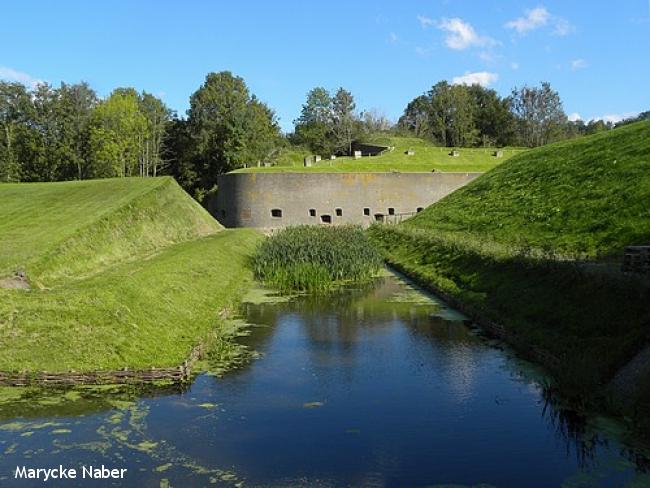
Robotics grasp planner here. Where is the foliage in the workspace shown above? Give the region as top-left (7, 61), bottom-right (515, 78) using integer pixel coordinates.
top-left (405, 121), bottom-right (650, 258)
top-left (0, 81), bottom-right (170, 182)
top-left (399, 80), bottom-right (572, 148)
top-left (399, 81), bottom-right (513, 147)
top-left (88, 88), bottom-right (147, 177)
top-left (186, 71), bottom-right (281, 194)
top-left (509, 82), bottom-right (567, 147)
top-left (331, 87), bottom-right (357, 155)
top-left (253, 225), bottom-right (383, 292)
top-left (292, 86), bottom-right (363, 156)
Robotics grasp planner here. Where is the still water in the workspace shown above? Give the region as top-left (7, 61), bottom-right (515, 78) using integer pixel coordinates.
top-left (0, 272), bottom-right (648, 487)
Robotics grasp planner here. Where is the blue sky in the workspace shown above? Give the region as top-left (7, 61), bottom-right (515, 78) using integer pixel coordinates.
top-left (1, 0), bottom-right (649, 131)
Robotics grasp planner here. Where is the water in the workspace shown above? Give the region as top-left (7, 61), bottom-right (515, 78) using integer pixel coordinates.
top-left (0, 272), bottom-right (648, 487)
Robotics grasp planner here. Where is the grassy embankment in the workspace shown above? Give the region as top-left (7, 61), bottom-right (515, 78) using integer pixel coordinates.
top-left (253, 226), bottom-right (382, 292)
top-left (369, 121), bottom-right (650, 418)
top-left (0, 177), bottom-right (262, 373)
top-left (235, 136), bottom-right (526, 174)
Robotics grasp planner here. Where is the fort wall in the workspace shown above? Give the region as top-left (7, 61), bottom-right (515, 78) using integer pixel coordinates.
top-left (211, 172), bottom-right (481, 228)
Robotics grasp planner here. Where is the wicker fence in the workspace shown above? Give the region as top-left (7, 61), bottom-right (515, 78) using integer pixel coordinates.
top-left (0, 337), bottom-right (208, 387)
top-left (622, 246), bottom-right (650, 274)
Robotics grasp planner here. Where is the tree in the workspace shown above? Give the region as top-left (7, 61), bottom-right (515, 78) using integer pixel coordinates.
top-left (242, 96), bottom-right (281, 164)
top-left (293, 87), bottom-right (334, 154)
top-left (138, 92), bottom-right (171, 177)
top-left (509, 82), bottom-right (567, 147)
top-left (88, 88), bottom-right (147, 177)
top-left (163, 116), bottom-right (198, 194)
top-left (186, 71), bottom-right (280, 195)
top-left (0, 82), bottom-right (32, 182)
top-left (398, 95), bottom-right (431, 138)
top-left (331, 87), bottom-right (358, 155)
top-left (361, 108), bottom-right (392, 134)
top-left (57, 82), bottom-right (98, 179)
top-left (467, 85), bottom-right (516, 146)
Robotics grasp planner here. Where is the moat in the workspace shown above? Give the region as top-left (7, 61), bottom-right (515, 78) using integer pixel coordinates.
top-left (0, 272), bottom-right (648, 487)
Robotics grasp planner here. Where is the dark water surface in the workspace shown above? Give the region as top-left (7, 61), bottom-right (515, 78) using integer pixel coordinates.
top-left (1, 272), bottom-right (649, 487)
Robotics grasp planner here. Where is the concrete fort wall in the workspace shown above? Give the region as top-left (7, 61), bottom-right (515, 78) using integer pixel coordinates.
top-left (212, 172), bottom-right (481, 228)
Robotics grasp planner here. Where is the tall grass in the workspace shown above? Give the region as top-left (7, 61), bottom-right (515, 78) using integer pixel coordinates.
top-left (253, 225), bottom-right (383, 292)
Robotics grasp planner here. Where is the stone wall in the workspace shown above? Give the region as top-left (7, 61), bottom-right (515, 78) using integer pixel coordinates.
top-left (211, 172), bottom-right (481, 228)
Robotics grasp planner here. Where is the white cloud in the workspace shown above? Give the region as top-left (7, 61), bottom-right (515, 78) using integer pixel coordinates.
top-left (479, 51), bottom-right (494, 62)
top-left (568, 112), bottom-right (582, 122)
top-left (591, 113), bottom-right (637, 124)
top-left (0, 66), bottom-right (44, 88)
top-left (389, 32), bottom-right (398, 44)
top-left (570, 58), bottom-right (587, 71)
top-left (415, 46), bottom-right (431, 57)
top-left (417, 15), bottom-right (435, 28)
top-left (437, 17), bottom-right (497, 50)
top-left (552, 17), bottom-right (574, 36)
top-left (511, 61), bottom-right (520, 70)
top-left (505, 7), bottom-right (573, 36)
top-left (505, 7), bottom-right (550, 34)
top-left (452, 71), bottom-right (499, 87)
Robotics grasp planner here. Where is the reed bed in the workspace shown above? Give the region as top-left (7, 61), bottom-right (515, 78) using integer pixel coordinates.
top-left (253, 225), bottom-right (382, 292)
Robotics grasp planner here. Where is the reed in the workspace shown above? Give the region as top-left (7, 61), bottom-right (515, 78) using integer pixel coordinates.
top-left (253, 225), bottom-right (382, 292)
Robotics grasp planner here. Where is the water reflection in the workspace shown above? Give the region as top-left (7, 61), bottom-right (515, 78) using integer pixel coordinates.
top-left (0, 272), bottom-right (649, 487)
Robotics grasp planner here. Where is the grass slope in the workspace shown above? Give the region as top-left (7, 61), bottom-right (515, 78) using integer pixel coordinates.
top-left (406, 121), bottom-right (650, 258)
top-left (236, 136), bottom-right (525, 174)
top-left (0, 230), bottom-right (261, 371)
top-left (0, 178), bottom-right (263, 373)
top-left (0, 177), bottom-right (220, 286)
top-left (369, 122), bottom-right (650, 428)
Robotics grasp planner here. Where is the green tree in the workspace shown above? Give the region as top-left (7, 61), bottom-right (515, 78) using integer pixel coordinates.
top-left (0, 82), bottom-right (32, 182)
top-left (243, 96), bottom-right (281, 164)
top-left (467, 85), bottom-right (516, 146)
top-left (509, 82), bottom-right (567, 147)
top-left (187, 71), bottom-right (280, 195)
top-left (293, 87), bottom-right (334, 155)
top-left (57, 82), bottom-right (98, 179)
top-left (138, 92), bottom-right (171, 177)
top-left (398, 95), bottom-right (431, 138)
top-left (88, 88), bottom-right (147, 177)
top-left (331, 87), bottom-right (358, 155)
top-left (163, 116), bottom-right (198, 193)
top-left (425, 81), bottom-right (477, 147)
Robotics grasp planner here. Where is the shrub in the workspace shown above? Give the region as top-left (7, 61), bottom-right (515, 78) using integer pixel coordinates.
top-left (253, 225), bottom-right (382, 292)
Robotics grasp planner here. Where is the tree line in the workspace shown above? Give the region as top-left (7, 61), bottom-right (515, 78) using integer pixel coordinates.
top-left (1, 71), bottom-right (646, 200)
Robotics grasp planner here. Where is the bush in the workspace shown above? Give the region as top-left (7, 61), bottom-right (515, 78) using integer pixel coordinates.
top-left (253, 225), bottom-right (382, 292)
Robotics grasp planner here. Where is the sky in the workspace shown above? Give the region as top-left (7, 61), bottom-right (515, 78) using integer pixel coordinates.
top-left (1, 0), bottom-right (649, 132)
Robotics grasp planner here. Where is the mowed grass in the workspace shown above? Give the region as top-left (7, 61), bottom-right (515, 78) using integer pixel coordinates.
top-left (0, 177), bottom-right (263, 373)
top-left (0, 230), bottom-right (262, 371)
top-left (235, 136), bottom-right (525, 174)
top-left (0, 177), bottom-right (220, 286)
top-left (405, 121), bottom-right (650, 258)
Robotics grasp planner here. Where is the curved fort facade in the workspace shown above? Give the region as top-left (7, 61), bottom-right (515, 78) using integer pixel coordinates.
top-left (212, 172), bottom-right (481, 228)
